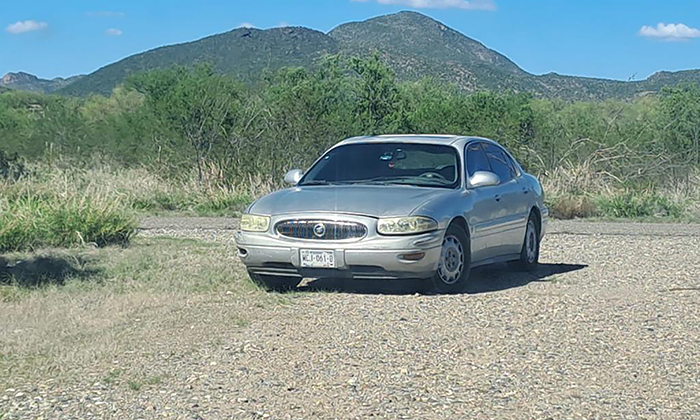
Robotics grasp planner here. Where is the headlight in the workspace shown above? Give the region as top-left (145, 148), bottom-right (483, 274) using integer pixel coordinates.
top-left (240, 214), bottom-right (270, 232)
top-left (377, 216), bottom-right (438, 235)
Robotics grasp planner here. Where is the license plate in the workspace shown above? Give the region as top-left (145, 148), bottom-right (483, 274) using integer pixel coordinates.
top-left (300, 249), bottom-right (335, 268)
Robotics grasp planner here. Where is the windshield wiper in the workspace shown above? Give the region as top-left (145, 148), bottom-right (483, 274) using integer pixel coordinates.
top-left (353, 176), bottom-right (454, 188)
top-left (299, 180), bottom-right (331, 186)
top-left (355, 177), bottom-right (437, 186)
top-left (303, 179), bottom-right (396, 186)
top-left (302, 178), bottom-right (451, 187)
top-left (353, 176), bottom-right (413, 184)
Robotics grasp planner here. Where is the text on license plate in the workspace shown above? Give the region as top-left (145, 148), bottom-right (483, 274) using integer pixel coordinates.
top-left (300, 249), bottom-right (335, 268)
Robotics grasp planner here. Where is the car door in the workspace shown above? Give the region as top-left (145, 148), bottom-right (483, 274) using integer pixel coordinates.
top-left (504, 151), bottom-right (531, 249)
top-left (464, 142), bottom-right (503, 263)
top-left (482, 142), bottom-right (525, 256)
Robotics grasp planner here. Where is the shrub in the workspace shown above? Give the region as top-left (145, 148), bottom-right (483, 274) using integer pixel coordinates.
top-left (597, 191), bottom-right (688, 219)
top-left (0, 163), bottom-right (138, 252)
top-left (0, 190), bottom-right (137, 252)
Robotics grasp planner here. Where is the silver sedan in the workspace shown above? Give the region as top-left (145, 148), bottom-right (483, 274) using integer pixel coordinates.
top-left (235, 135), bottom-right (548, 293)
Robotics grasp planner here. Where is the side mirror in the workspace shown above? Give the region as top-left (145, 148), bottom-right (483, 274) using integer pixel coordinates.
top-left (469, 171), bottom-right (500, 188)
top-left (284, 169), bottom-right (303, 185)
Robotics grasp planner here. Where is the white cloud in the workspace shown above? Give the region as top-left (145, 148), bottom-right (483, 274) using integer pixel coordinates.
top-left (238, 22), bottom-right (255, 28)
top-left (106, 28), bottom-right (123, 36)
top-left (639, 22), bottom-right (700, 41)
top-left (87, 11), bottom-right (126, 18)
top-left (6, 20), bottom-right (49, 34)
top-left (352, 0), bottom-right (496, 11)
top-left (278, 21), bottom-right (290, 27)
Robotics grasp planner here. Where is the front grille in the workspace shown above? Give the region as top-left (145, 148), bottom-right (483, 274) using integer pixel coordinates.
top-left (275, 220), bottom-right (367, 241)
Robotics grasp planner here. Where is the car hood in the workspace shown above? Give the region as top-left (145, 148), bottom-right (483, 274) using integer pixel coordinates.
top-left (249, 185), bottom-right (454, 217)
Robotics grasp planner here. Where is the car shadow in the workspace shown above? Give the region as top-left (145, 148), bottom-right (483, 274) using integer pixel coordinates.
top-left (465, 263), bottom-right (587, 294)
top-left (298, 263), bottom-right (588, 295)
top-left (0, 255), bottom-right (100, 288)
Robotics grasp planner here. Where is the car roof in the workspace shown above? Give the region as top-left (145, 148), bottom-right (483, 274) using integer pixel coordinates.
top-left (336, 134), bottom-right (494, 147)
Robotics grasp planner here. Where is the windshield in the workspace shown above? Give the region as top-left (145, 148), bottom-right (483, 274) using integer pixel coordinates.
top-left (299, 143), bottom-right (461, 188)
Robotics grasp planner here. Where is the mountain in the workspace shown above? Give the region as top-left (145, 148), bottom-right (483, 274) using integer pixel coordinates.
top-left (329, 11), bottom-right (527, 92)
top-left (59, 27), bottom-right (338, 96)
top-left (1, 72), bottom-right (84, 94)
top-left (55, 11), bottom-right (699, 99)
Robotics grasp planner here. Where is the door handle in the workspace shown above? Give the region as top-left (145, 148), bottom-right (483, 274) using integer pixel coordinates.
top-left (522, 187), bottom-right (529, 194)
top-left (495, 194), bottom-right (501, 202)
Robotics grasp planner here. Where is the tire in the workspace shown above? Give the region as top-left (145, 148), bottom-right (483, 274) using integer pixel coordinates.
top-left (247, 271), bottom-right (301, 292)
top-left (518, 213), bottom-right (540, 271)
top-left (428, 223), bottom-right (471, 294)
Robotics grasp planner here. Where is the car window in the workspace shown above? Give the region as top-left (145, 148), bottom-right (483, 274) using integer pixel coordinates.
top-left (465, 142), bottom-right (491, 177)
top-left (504, 153), bottom-right (521, 177)
top-left (483, 143), bottom-right (515, 184)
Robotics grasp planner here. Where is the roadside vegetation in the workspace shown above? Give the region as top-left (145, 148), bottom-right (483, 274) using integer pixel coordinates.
top-left (0, 157), bottom-right (271, 252)
top-left (0, 159), bottom-right (137, 252)
top-left (1, 54), bottom-right (699, 251)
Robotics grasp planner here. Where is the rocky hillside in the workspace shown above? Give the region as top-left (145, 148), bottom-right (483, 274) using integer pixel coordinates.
top-left (1, 72), bottom-right (83, 94)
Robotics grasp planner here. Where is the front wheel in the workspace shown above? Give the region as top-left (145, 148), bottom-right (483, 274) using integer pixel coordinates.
top-left (247, 271), bottom-right (301, 292)
top-left (518, 214), bottom-right (540, 271)
top-left (428, 224), bottom-right (471, 294)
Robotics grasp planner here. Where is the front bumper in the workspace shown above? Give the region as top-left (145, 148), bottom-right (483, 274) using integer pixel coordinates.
top-left (235, 219), bottom-right (443, 280)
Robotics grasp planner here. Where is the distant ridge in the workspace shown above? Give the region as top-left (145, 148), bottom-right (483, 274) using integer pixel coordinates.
top-left (59, 26), bottom-right (338, 97)
top-left (8, 11), bottom-right (698, 100)
top-left (1, 72), bottom-right (83, 93)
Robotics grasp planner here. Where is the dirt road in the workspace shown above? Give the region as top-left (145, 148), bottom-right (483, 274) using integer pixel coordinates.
top-left (3, 218), bottom-right (700, 419)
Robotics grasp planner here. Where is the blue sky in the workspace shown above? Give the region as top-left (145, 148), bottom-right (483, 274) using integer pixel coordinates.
top-left (2, 0), bottom-right (699, 81)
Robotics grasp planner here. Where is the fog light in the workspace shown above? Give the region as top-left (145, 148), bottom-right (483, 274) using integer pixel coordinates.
top-left (400, 252), bottom-right (425, 261)
top-left (238, 248), bottom-right (248, 258)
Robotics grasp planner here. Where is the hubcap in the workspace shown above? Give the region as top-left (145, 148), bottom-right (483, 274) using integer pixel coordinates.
top-left (526, 220), bottom-right (537, 263)
top-left (438, 235), bottom-right (464, 285)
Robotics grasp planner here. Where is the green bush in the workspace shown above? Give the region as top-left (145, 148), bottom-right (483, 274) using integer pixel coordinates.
top-left (0, 194), bottom-right (137, 252)
top-left (597, 192), bottom-right (688, 219)
top-left (0, 164), bottom-right (139, 252)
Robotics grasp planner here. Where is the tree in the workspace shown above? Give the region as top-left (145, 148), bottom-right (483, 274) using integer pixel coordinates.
top-left (349, 53), bottom-right (406, 134)
top-left (659, 84), bottom-right (700, 166)
top-left (128, 65), bottom-right (242, 182)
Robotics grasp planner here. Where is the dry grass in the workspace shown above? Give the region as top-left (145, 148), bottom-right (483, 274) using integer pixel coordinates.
top-left (546, 195), bottom-right (598, 219)
top-left (0, 236), bottom-right (284, 388)
top-left (17, 161), bottom-right (275, 216)
top-left (542, 162), bottom-right (700, 220)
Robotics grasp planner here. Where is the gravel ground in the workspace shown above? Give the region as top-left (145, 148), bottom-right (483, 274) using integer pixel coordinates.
top-left (3, 218), bottom-right (700, 419)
